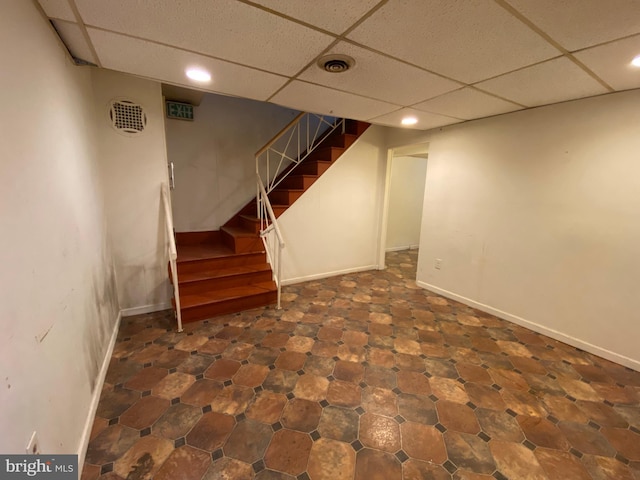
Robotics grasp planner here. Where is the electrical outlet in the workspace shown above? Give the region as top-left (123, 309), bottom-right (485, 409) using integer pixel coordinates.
top-left (434, 258), bottom-right (442, 270)
top-left (26, 431), bottom-right (39, 455)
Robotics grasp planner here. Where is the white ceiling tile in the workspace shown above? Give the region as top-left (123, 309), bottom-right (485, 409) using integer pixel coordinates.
top-left (574, 36), bottom-right (640, 91)
top-left (270, 80), bottom-right (399, 120)
top-left (88, 29), bottom-right (288, 101)
top-left (475, 57), bottom-right (608, 107)
top-left (38, 0), bottom-right (75, 21)
top-left (75, 0), bottom-right (334, 76)
top-left (298, 42), bottom-right (462, 106)
top-left (248, 0), bottom-right (380, 34)
top-left (369, 108), bottom-right (461, 130)
top-left (347, 0), bottom-right (559, 83)
top-left (505, 0), bottom-right (640, 51)
top-left (413, 87), bottom-right (522, 120)
top-left (51, 20), bottom-right (97, 64)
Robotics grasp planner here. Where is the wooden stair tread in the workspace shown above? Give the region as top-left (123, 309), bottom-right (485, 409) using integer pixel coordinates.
top-left (180, 282), bottom-right (277, 308)
top-left (177, 244), bottom-right (263, 263)
top-left (177, 243), bottom-right (234, 262)
top-left (221, 225), bottom-right (261, 237)
top-left (179, 264), bottom-right (271, 283)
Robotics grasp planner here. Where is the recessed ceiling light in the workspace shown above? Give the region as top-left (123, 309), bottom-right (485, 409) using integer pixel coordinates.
top-left (631, 55), bottom-right (640, 67)
top-left (186, 68), bottom-right (211, 82)
top-left (401, 116), bottom-right (418, 126)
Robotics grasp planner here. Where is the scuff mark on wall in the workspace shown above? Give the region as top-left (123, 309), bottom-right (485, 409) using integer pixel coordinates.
top-left (36, 324), bottom-right (54, 343)
top-left (83, 243), bottom-right (119, 393)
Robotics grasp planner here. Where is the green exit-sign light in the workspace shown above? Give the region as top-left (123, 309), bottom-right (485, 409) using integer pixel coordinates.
top-left (166, 101), bottom-right (194, 121)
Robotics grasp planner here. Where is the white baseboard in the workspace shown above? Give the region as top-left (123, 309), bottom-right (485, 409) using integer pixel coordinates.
top-left (121, 302), bottom-right (172, 317)
top-left (385, 244), bottom-right (420, 252)
top-left (77, 311), bottom-right (122, 473)
top-left (416, 281), bottom-right (640, 372)
top-left (282, 265), bottom-right (378, 286)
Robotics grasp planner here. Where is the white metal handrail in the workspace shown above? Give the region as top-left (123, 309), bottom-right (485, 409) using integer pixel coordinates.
top-left (256, 113), bottom-right (345, 194)
top-left (257, 175), bottom-right (284, 309)
top-left (161, 183), bottom-right (183, 332)
top-left (255, 112), bottom-right (345, 311)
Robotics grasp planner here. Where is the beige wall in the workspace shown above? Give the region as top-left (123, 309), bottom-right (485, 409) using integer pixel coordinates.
top-left (387, 90), bottom-right (640, 370)
top-left (92, 69), bottom-right (171, 312)
top-left (386, 156), bottom-right (427, 251)
top-left (279, 126), bottom-right (388, 283)
top-left (0, 0), bottom-right (119, 456)
top-left (165, 93), bottom-right (298, 232)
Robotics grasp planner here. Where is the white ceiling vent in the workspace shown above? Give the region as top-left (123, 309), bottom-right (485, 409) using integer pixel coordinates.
top-left (109, 99), bottom-right (147, 136)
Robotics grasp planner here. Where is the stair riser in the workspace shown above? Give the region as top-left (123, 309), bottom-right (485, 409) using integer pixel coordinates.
top-left (295, 161), bottom-right (331, 176)
top-left (325, 133), bottom-right (357, 149)
top-left (308, 147), bottom-right (344, 162)
top-left (177, 252), bottom-right (267, 274)
top-left (179, 270), bottom-right (273, 296)
top-left (345, 121), bottom-right (370, 136)
top-left (279, 176), bottom-right (318, 190)
top-left (175, 231), bottom-right (221, 246)
top-left (273, 206), bottom-right (287, 218)
top-left (240, 216), bottom-right (260, 234)
top-left (222, 229), bottom-right (264, 253)
top-left (180, 291), bottom-right (277, 323)
top-left (269, 190), bottom-right (304, 205)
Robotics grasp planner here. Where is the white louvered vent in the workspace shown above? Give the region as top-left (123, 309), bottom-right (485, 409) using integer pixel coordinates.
top-left (109, 99), bottom-right (147, 136)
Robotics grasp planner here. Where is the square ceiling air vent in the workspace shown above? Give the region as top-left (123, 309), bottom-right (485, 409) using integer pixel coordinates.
top-left (109, 99), bottom-right (147, 136)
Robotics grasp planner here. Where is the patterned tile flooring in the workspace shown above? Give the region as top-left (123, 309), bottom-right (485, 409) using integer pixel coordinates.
top-left (82, 250), bottom-right (640, 480)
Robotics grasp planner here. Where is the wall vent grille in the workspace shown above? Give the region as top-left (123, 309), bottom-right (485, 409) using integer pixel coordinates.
top-left (109, 99), bottom-right (147, 135)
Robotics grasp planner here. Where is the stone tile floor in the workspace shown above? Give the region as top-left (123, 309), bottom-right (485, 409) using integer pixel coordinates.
top-left (82, 250), bottom-right (640, 480)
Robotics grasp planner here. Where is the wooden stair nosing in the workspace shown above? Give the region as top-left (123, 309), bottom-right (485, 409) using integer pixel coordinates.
top-left (177, 250), bottom-right (267, 274)
top-left (221, 225), bottom-right (261, 237)
top-left (178, 263), bottom-right (272, 284)
top-left (221, 225), bottom-right (264, 253)
top-left (308, 146), bottom-right (345, 162)
top-left (278, 174), bottom-right (319, 189)
top-left (268, 188), bottom-right (305, 204)
top-left (178, 269), bottom-right (274, 295)
top-left (178, 281), bottom-right (277, 309)
top-left (325, 132), bottom-right (357, 148)
top-left (238, 214), bottom-right (261, 234)
top-left (179, 290), bottom-right (278, 322)
top-left (294, 160), bottom-right (332, 176)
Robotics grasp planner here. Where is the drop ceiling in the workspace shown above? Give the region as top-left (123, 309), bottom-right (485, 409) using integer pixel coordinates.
top-left (38, 0), bottom-right (640, 130)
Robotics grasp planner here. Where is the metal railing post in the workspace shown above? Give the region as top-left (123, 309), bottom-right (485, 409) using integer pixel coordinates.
top-left (254, 113), bottom-right (348, 311)
top-left (161, 183), bottom-right (183, 332)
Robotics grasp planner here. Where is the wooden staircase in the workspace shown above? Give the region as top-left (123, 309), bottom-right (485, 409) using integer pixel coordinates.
top-left (171, 119), bottom-right (370, 323)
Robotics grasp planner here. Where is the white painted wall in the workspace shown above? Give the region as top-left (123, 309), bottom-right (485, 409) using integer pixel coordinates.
top-left (0, 0), bottom-right (119, 456)
top-left (278, 126), bottom-right (388, 284)
top-left (387, 90), bottom-right (640, 369)
top-left (92, 69), bottom-right (171, 311)
top-left (165, 94), bottom-right (298, 232)
top-left (386, 156), bottom-right (427, 251)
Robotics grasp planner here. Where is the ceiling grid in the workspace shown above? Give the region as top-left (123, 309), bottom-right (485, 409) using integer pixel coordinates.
top-left (37, 0), bottom-right (640, 129)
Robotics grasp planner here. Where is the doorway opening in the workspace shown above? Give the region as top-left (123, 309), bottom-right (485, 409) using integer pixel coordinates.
top-left (378, 143), bottom-right (429, 279)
